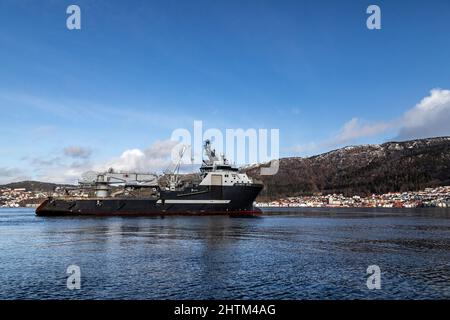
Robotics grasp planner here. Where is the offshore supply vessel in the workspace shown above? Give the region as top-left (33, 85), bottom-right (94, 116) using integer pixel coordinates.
top-left (36, 140), bottom-right (263, 216)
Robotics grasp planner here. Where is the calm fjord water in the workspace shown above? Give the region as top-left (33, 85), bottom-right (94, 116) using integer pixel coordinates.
top-left (1, 208), bottom-right (450, 299)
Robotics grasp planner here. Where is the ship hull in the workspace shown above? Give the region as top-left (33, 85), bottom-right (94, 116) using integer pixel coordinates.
top-left (35, 184), bottom-right (263, 217)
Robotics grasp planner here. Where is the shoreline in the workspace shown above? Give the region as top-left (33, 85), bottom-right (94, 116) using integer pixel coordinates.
top-left (2, 206), bottom-right (449, 211)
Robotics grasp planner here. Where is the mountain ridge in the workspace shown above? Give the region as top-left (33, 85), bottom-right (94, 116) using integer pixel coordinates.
top-left (0, 181), bottom-right (73, 192)
top-left (245, 136), bottom-right (450, 200)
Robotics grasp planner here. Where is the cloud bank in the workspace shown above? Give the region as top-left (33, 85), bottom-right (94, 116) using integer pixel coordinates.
top-left (0, 167), bottom-right (30, 184)
top-left (397, 88), bottom-right (450, 140)
top-left (97, 139), bottom-right (178, 173)
top-left (289, 88), bottom-right (450, 156)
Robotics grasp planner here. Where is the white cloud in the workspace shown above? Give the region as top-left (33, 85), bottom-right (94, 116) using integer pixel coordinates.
top-left (289, 88), bottom-right (450, 156)
top-left (36, 162), bottom-right (92, 185)
top-left (326, 118), bottom-right (391, 146)
top-left (96, 139), bottom-right (179, 173)
top-left (289, 118), bottom-right (391, 156)
top-left (397, 88), bottom-right (450, 140)
top-left (2, 139), bottom-right (184, 184)
top-left (32, 140), bottom-right (179, 184)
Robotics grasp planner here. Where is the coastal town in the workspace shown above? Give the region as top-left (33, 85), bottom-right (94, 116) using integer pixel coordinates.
top-left (1, 184), bottom-right (450, 209)
top-left (0, 187), bottom-right (53, 208)
top-left (255, 186), bottom-right (450, 208)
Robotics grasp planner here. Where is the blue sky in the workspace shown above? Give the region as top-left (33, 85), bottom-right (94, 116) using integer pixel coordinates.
top-left (1, 0), bottom-right (450, 183)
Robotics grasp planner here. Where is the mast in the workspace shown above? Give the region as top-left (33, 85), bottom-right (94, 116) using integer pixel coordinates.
top-left (203, 139), bottom-right (218, 165)
top-left (167, 144), bottom-right (188, 190)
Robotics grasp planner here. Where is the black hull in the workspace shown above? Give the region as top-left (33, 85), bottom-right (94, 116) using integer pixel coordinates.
top-left (36, 184), bottom-right (263, 217)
